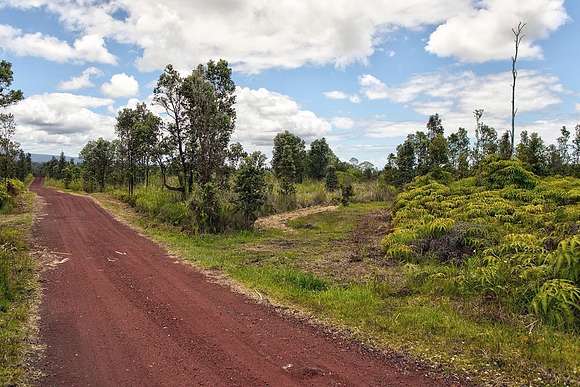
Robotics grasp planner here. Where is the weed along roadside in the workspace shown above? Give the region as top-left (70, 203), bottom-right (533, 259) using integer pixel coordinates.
top-left (0, 176), bottom-right (40, 386)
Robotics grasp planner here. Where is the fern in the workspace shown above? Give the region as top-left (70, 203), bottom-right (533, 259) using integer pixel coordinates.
top-left (531, 279), bottom-right (580, 329)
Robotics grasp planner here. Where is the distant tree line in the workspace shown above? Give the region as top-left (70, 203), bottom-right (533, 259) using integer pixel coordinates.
top-left (383, 111), bottom-right (580, 186)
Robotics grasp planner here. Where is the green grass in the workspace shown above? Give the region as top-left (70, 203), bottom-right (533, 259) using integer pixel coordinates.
top-left (90, 193), bottom-right (579, 385)
top-left (0, 187), bottom-right (38, 385)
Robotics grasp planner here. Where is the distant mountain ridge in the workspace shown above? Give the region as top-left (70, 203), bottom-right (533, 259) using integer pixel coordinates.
top-left (30, 153), bottom-right (81, 163)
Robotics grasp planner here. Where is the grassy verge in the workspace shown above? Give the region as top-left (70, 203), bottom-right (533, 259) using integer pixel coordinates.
top-left (0, 187), bottom-right (39, 385)
top-left (87, 191), bottom-right (578, 385)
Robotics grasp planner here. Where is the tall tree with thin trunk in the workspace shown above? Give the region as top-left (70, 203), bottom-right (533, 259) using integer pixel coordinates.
top-left (511, 22), bottom-right (526, 158)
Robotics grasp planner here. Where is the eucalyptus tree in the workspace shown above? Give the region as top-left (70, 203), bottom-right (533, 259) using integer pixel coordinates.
top-left (272, 131), bottom-right (306, 183)
top-left (307, 137), bottom-right (334, 180)
top-left (116, 103), bottom-right (160, 195)
top-left (181, 59), bottom-right (236, 186)
top-left (153, 64), bottom-right (190, 195)
top-left (80, 138), bottom-right (114, 191)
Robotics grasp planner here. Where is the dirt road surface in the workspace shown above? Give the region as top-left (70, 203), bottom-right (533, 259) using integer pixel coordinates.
top-left (31, 178), bottom-right (445, 386)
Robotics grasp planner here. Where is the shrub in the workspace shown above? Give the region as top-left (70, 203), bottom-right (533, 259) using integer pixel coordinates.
top-left (531, 279), bottom-right (580, 329)
top-left (340, 183), bottom-right (354, 206)
top-left (478, 159), bottom-right (537, 189)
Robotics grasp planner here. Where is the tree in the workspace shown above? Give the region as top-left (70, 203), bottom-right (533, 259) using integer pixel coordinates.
top-left (182, 60), bottom-right (236, 186)
top-left (115, 103), bottom-right (160, 195)
top-left (448, 128), bottom-right (470, 177)
top-left (511, 22), bottom-right (526, 158)
top-left (472, 109), bottom-right (484, 164)
top-left (573, 124), bottom-right (580, 168)
top-left (307, 137), bottom-right (333, 179)
top-left (227, 142), bottom-right (247, 170)
top-left (394, 135), bottom-right (416, 185)
top-left (480, 125), bottom-right (498, 158)
top-left (277, 143), bottom-right (297, 196)
top-left (426, 114), bottom-right (444, 138)
top-left (235, 152), bottom-right (267, 227)
top-left (413, 131), bottom-right (430, 176)
top-left (57, 151), bottom-right (67, 179)
top-left (80, 138), bottom-right (114, 191)
top-left (325, 164), bottom-right (338, 191)
top-left (498, 131), bottom-right (512, 160)
top-left (428, 133), bottom-right (449, 170)
top-left (0, 60), bottom-right (24, 182)
top-left (546, 144), bottom-right (563, 175)
top-left (153, 64), bottom-right (190, 195)
top-left (557, 126), bottom-right (570, 168)
top-left (271, 131), bottom-right (306, 183)
top-left (517, 131), bottom-right (546, 175)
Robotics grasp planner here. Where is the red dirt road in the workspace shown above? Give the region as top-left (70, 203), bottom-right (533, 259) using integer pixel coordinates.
top-left (31, 178), bottom-right (444, 386)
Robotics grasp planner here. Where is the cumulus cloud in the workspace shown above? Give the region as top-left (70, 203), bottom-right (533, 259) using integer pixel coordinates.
top-left (3, 0), bottom-right (475, 73)
top-left (101, 73), bottom-right (139, 98)
top-left (0, 24), bottom-right (116, 64)
top-left (234, 86), bottom-right (330, 146)
top-left (7, 92), bottom-right (116, 154)
top-left (58, 67), bottom-right (102, 90)
top-left (426, 0), bottom-right (568, 62)
top-left (1, 0), bottom-right (569, 70)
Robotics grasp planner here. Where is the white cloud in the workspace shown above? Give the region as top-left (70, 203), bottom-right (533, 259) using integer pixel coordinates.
top-left (7, 92), bottom-right (115, 154)
top-left (349, 95), bottom-right (361, 104)
top-left (0, 24), bottom-right (116, 64)
top-left (426, 0), bottom-right (568, 62)
top-left (2, 0), bottom-right (475, 73)
top-left (101, 73), bottom-right (139, 98)
top-left (358, 70), bottom-right (568, 142)
top-left (323, 90), bottom-right (361, 104)
top-left (324, 91), bottom-right (349, 100)
top-left (58, 67), bottom-right (102, 90)
top-left (2, 0), bottom-right (568, 70)
top-left (576, 103), bottom-right (580, 112)
top-left (332, 117), bottom-right (355, 130)
top-left (234, 86), bottom-right (330, 147)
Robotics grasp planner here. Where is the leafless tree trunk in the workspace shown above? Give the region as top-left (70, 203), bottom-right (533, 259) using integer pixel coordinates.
top-left (511, 22), bottom-right (526, 158)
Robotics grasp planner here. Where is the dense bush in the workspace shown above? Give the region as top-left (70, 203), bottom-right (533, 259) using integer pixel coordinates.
top-left (478, 159), bottom-right (537, 189)
top-left (383, 171), bottom-right (580, 330)
top-left (0, 179), bottom-right (27, 211)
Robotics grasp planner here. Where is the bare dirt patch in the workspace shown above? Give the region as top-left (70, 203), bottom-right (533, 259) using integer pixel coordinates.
top-left (255, 205), bottom-right (338, 231)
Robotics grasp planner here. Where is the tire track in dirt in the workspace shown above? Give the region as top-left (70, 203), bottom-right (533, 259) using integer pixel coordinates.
top-left (31, 178), bottom-right (447, 386)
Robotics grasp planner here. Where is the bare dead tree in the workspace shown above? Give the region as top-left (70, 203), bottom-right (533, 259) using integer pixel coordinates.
top-left (473, 109), bottom-right (484, 163)
top-left (511, 22), bottom-right (526, 158)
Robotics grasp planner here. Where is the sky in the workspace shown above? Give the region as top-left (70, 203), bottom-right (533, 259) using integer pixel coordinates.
top-left (0, 0), bottom-right (578, 167)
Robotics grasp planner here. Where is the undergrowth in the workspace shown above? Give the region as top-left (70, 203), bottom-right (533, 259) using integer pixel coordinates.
top-left (383, 160), bottom-right (580, 331)
top-left (0, 180), bottom-right (37, 385)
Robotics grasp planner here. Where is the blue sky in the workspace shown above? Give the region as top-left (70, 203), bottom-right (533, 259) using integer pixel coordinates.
top-left (1, 0), bottom-right (578, 167)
